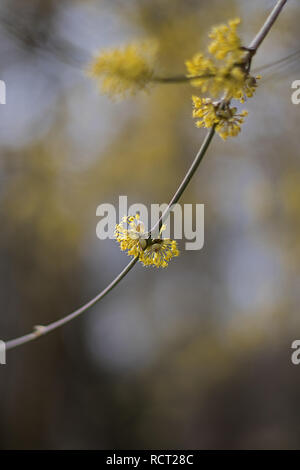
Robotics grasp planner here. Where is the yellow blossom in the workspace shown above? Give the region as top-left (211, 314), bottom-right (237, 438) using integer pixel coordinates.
top-left (192, 96), bottom-right (217, 129)
top-left (115, 213), bottom-right (148, 258)
top-left (192, 96), bottom-right (248, 140)
top-left (115, 214), bottom-right (179, 268)
top-left (208, 18), bottom-right (243, 62)
top-left (142, 238), bottom-right (179, 268)
top-left (212, 65), bottom-right (260, 102)
top-left (87, 41), bottom-right (157, 99)
top-left (186, 19), bottom-right (260, 103)
top-left (142, 222), bottom-right (179, 268)
top-left (185, 53), bottom-right (216, 92)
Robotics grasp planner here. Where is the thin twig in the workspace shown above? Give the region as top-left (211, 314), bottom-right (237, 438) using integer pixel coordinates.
top-left (6, 257), bottom-right (138, 350)
top-left (248, 0), bottom-right (287, 53)
top-left (5, 129), bottom-right (215, 351)
top-left (152, 0), bottom-right (289, 85)
top-left (4, 0), bottom-right (288, 351)
top-left (253, 49), bottom-right (300, 74)
top-left (151, 126), bottom-right (215, 235)
top-left (152, 48), bottom-right (299, 84)
top-left (151, 74), bottom-right (213, 84)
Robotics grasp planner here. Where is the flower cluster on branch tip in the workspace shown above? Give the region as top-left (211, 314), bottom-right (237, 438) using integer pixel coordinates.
top-left (115, 214), bottom-right (179, 268)
top-left (186, 18), bottom-right (261, 139)
top-left (88, 18), bottom-right (261, 139)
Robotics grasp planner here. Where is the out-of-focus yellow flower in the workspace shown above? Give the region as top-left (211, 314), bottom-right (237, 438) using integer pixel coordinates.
top-left (192, 96), bottom-right (248, 140)
top-left (115, 214), bottom-right (179, 268)
top-left (208, 18), bottom-right (242, 62)
top-left (186, 19), bottom-right (260, 103)
top-left (211, 66), bottom-right (260, 103)
top-left (88, 41), bottom-right (157, 98)
top-left (185, 53), bottom-right (216, 92)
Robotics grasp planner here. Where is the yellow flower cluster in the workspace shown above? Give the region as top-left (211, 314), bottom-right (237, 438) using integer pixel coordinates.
top-left (115, 214), bottom-right (179, 268)
top-left (186, 19), bottom-right (260, 103)
top-left (142, 238), bottom-right (179, 268)
top-left (88, 41), bottom-right (157, 98)
top-left (185, 53), bottom-right (216, 93)
top-left (192, 96), bottom-right (248, 140)
top-left (208, 17), bottom-right (242, 61)
top-left (187, 18), bottom-right (261, 139)
top-left (115, 214), bottom-right (147, 258)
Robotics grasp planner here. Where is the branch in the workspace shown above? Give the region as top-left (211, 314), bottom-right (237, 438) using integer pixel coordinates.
top-left (5, 129), bottom-right (215, 351)
top-left (151, 48), bottom-right (299, 85)
top-left (6, 257), bottom-right (138, 350)
top-left (248, 0), bottom-right (287, 53)
top-left (152, 0), bottom-right (289, 85)
top-left (4, 0), bottom-right (288, 352)
top-left (253, 49), bottom-right (300, 74)
top-left (151, 127), bottom-right (215, 235)
top-left (151, 74), bottom-right (213, 84)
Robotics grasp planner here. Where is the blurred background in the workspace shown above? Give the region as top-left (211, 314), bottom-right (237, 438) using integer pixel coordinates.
top-left (0, 0), bottom-right (299, 450)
